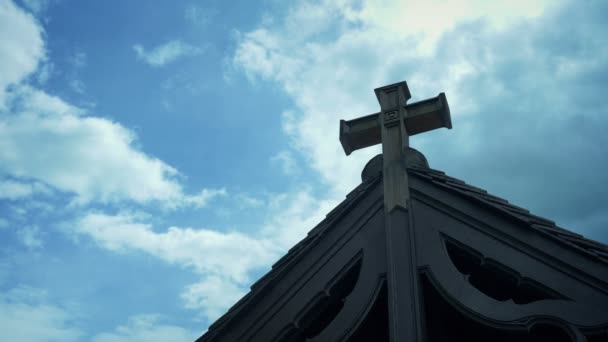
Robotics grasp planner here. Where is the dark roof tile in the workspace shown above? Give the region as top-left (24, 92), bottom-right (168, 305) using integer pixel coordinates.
top-left (199, 165), bottom-right (608, 341)
top-left (408, 166), bottom-right (608, 265)
top-left (530, 224), bottom-right (582, 238)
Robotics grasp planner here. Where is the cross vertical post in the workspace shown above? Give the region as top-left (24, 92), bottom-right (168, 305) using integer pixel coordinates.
top-left (339, 80), bottom-right (451, 342)
top-left (375, 82), bottom-right (412, 211)
top-left (375, 82), bottom-right (422, 342)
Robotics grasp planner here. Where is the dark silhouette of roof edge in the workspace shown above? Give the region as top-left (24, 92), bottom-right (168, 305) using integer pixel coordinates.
top-left (197, 174), bottom-right (383, 341)
top-left (406, 165), bottom-right (608, 263)
top-left (196, 154), bottom-right (608, 341)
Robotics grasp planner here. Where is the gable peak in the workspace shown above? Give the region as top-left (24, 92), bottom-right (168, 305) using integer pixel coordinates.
top-left (361, 148), bottom-right (429, 182)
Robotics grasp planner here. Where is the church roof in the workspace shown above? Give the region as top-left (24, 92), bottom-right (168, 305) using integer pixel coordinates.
top-left (196, 152), bottom-right (608, 341)
top-left (197, 172), bottom-right (382, 342)
top-left (406, 165), bottom-right (608, 264)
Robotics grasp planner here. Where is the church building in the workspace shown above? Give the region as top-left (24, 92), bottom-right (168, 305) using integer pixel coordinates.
top-left (196, 81), bottom-right (608, 342)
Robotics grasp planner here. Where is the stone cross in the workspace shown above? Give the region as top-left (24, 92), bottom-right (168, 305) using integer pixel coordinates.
top-left (339, 81), bottom-right (452, 211)
top-left (339, 81), bottom-right (451, 342)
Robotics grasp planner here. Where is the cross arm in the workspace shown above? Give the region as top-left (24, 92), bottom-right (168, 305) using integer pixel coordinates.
top-left (405, 92), bottom-right (452, 135)
top-left (339, 113), bottom-right (381, 156)
top-left (339, 92), bottom-right (452, 155)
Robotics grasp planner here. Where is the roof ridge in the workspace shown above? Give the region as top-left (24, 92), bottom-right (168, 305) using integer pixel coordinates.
top-left (197, 174), bottom-right (382, 341)
top-left (407, 166), bottom-right (608, 264)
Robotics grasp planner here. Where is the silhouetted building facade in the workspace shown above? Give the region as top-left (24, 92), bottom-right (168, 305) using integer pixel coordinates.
top-left (196, 82), bottom-right (608, 342)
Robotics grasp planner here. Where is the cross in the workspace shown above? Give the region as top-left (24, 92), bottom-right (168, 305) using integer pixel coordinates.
top-left (339, 81), bottom-right (451, 342)
top-left (339, 81), bottom-right (452, 211)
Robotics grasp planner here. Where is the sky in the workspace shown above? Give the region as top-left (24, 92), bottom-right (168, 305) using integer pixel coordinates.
top-left (0, 0), bottom-right (607, 340)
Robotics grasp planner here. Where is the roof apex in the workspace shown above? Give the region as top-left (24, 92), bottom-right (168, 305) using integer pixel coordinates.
top-left (361, 148), bottom-right (429, 182)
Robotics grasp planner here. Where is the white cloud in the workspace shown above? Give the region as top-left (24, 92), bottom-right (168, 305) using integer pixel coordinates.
top-left (234, 0), bottom-right (608, 241)
top-left (68, 187), bottom-right (338, 321)
top-left (0, 179), bottom-right (35, 199)
top-left (232, 0), bottom-right (563, 199)
top-left (0, 1), bottom-right (223, 209)
top-left (263, 190), bottom-right (339, 248)
top-left (16, 225), bottom-right (43, 249)
top-left (0, 0), bottom-right (45, 108)
top-left (185, 5), bottom-right (217, 27)
top-left (70, 210), bottom-right (278, 320)
top-left (181, 276), bottom-right (245, 321)
top-left (344, 0), bottom-right (557, 54)
top-left (270, 150), bottom-right (298, 175)
top-left (91, 314), bottom-right (197, 342)
top-left (181, 188), bottom-right (228, 208)
top-left (1, 286), bottom-right (195, 342)
top-left (133, 40), bottom-right (203, 67)
top-left (10, 205), bottom-right (27, 217)
top-left (68, 79), bottom-right (85, 93)
top-left (24, 200), bottom-right (55, 214)
top-left (223, 0), bottom-right (607, 318)
top-left (234, 193), bottom-right (264, 209)
top-left (36, 61), bottom-right (53, 85)
top-left (72, 212), bottom-right (278, 282)
top-left (0, 285), bottom-right (83, 342)
top-left (0, 179), bottom-right (51, 200)
top-left (0, 87), bottom-right (223, 208)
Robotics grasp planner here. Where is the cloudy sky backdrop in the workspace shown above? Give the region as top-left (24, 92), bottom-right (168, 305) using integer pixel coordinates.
top-left (1, 0), bottom-right (607, 340)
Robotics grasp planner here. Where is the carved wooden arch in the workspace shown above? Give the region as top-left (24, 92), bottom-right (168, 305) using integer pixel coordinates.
top-left (410, 196), bottom-right (608, 340)
top-left (413, 211), bottom-right (608, 324)
top-left (269, 210), bottom-right (390, 342)
top-left (419, 267), bottom-right (593, 342)
top-left (268, 252), bottom-right (389, 342)
top-left (306, 247), bottom-right (387, 341)
top-left (422, 237), bottom-right (608, 336)
top-left (234, 193), bottom-right (388, 342)
top-left (271, 250), bottom-right (367, 342)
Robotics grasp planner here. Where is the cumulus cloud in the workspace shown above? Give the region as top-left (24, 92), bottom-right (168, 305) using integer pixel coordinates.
top-left (234, 193), bottom-right (265, 209)
top-left (72, 212), bottom-right (278, 282)
top-left (4, 2), bottom-right (606, 339)
top-left (70, 210), bottom-right (278, 321)
top-left (0, 87), bottom-right (224, 208)
top-left (0, 285), bottom-right (83, 342)
top-left (261, 190), bottom-right (337, 247)
top-left (232, 0), bottom-right (608, 242)
top-left (133, 40), bottom-right (203, 67)
top-left (91, 314), bottom-right (197, 342)
top-left (1, 286), bottom-right (195, 342)
top-left (0, 0), bottom-right (44, 107)
top-left (68, 187), bottom-right (338, 321)
top-left (0, 1), bottom-right (222, 209)
top-left (270, 150), bottom-right (298, 175)
top-left (0, 179), bottom-right (51, 200)
top-left (16, 225), bottom-right (44, 249)
top-left (181, 276), bottom-right (246, 321)
top-left (234, 0), bottom-right (562, 196)
top-left (181, 188), bottom-right (228, 208)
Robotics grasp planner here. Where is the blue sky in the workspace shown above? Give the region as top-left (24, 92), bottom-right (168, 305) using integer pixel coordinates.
top-left (1, 0), bottom-right (607, 340)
